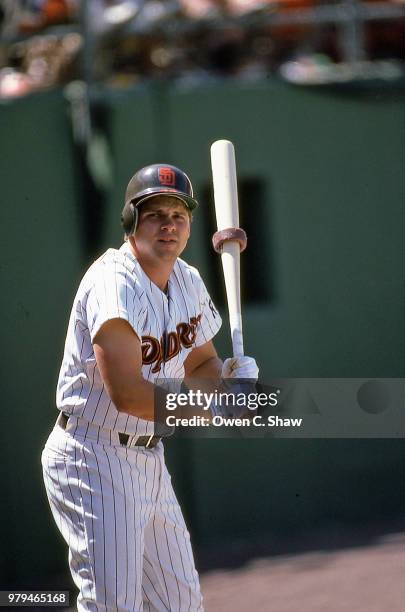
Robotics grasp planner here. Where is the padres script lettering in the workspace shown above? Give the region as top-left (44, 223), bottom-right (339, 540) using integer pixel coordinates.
top-left (142, 315), bottom-right (202, 373)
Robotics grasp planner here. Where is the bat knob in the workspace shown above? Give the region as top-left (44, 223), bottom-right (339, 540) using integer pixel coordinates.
top-left (212, 228), bottom-right (247, 253)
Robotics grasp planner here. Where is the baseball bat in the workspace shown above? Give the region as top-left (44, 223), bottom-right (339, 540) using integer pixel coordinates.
top-left (210, 139), bottom-right (245, 358)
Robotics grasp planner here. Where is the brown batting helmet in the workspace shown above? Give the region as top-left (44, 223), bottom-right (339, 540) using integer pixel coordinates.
top-left (121, 164), bottom-right (199, 235)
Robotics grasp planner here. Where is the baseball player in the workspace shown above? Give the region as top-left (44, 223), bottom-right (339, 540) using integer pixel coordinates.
top-left (41, 163), bottom-right (259, 611)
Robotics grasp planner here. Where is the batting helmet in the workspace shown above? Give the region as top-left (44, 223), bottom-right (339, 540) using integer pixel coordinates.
top-left (121, 164), bottom-right (199, 235)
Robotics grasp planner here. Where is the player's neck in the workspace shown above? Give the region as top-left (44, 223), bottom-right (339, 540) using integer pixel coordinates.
top-left (141, 260), bottom-right (172, 293)
top-left (128, 241), bottom-right (173, 293)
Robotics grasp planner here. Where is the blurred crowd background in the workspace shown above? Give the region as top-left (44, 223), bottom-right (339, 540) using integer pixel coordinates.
top-left (1, 0), bottom-right (405, 98)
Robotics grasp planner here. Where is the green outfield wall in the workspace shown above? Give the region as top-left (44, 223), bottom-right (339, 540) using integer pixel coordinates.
top-left (1, 80), bottom-right (405, 586)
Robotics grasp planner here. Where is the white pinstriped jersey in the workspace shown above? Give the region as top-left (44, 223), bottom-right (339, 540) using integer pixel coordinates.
top-left (56, 242), bottom-right (221, 436)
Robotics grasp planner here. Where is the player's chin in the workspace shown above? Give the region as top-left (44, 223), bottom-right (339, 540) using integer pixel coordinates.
top-left (155, 241), bottom-right (182, 259)
top-left (157, 239), bottom-right (186, 254)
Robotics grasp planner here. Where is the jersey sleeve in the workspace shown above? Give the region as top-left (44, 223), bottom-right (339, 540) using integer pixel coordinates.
top-left (85, 256), bottom-right (144, 342)
top-left (194, 275), bottom-right (222, 347)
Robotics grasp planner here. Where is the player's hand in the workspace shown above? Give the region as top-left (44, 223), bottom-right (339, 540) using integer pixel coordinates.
top-left (221, 356), bottom-right (259, 381)
top-left (215, 356), bottom-right (259, 419)
top-left (216, 357), bottom-right (259, 418)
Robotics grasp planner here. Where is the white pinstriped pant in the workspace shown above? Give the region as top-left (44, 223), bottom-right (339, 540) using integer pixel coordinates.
top-left (41, 418), bottom-right (203, 611)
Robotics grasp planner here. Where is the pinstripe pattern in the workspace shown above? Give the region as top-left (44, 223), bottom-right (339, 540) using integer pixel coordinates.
top-left (56, 244), bottom-right (221, 436)
top-left (42, 421), bottom-right (203, 611)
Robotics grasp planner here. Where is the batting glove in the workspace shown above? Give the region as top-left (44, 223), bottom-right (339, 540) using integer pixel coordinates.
top-left (221, 356), bottom-right (259, 381)
top-left (211, 356), bottom-right (259, 418)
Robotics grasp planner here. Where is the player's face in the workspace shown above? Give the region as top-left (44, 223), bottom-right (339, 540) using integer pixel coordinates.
top-left (132, 196), bottom-right (191, 263)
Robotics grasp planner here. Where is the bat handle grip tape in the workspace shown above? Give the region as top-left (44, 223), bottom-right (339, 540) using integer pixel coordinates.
top-left (212, 228), bottom-right (247, 253)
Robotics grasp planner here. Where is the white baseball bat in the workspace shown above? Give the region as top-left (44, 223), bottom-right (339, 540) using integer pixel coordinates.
top-left (210, 139), bottom-right (244, 358)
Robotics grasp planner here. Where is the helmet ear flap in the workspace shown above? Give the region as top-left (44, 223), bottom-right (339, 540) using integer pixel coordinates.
top-left (133, 206), bottom-right (139, 234)
top-left (121, 202), bottom-right (139, 236)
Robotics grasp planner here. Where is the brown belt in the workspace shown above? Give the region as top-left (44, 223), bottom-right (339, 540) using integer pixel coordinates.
top-left (59, 412), bottom-right (161, 449)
